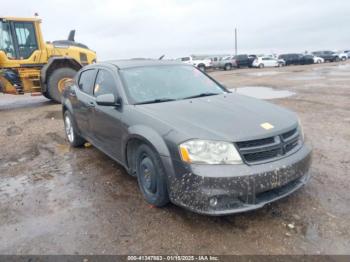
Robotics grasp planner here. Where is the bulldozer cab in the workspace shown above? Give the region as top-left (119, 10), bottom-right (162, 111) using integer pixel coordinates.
top-left (0, 17), bottom-right (45, 65)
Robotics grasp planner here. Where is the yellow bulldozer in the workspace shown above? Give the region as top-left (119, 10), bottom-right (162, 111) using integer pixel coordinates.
top-left (0, 17), bottom-right (96, 102)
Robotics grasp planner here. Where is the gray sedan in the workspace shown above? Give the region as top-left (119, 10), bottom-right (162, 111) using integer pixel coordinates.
top-left (62, 60), bottom-right (312, 215)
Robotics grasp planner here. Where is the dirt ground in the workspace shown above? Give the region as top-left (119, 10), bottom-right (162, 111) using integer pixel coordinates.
top-left (0, 62), bottom-right (349, 255)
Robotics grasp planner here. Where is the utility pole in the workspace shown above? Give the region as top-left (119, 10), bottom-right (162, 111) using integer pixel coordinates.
top-left (234, 27), bottom-right (238, 56)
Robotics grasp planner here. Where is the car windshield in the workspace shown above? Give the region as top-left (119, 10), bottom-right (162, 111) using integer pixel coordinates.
top-left (120, 65), bottom-right (226, 104)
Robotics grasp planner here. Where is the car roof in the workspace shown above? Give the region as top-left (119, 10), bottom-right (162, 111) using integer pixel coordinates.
top-left (98, 59), bottom-right (185, 69)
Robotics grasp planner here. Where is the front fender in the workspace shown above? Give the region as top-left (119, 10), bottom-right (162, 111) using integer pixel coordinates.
top-left (123, 125), bottom-right (171, 158)
top-left (123, 125), bottom-right (178, 193)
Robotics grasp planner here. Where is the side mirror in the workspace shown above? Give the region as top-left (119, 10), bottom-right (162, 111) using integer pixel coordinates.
top-left (96, 94), bottom-right (120, 107)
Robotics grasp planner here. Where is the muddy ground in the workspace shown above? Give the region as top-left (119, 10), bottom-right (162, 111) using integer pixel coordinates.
top-left (0, 62), bottom-right (349, 255)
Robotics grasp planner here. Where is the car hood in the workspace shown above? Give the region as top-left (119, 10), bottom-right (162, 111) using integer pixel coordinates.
top-left (136, 93), bottom-right (298, 142)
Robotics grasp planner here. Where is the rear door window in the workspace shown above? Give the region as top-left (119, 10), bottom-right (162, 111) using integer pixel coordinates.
top-left (94, 70), bottom-right (117, 97)
top-left (78, 69), bottom-right (96, 95)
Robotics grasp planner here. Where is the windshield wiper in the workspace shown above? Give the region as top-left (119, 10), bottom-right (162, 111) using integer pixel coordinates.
top-left (182, 92), bottom-right (220, 100)
top-left (134, 98), bottom-right (177, 105)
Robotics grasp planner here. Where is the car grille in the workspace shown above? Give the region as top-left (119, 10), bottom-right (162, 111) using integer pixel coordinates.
top-left (236, 128), bottom-right (300, 165)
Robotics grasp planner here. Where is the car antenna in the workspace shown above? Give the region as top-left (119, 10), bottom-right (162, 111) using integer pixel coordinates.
top-left (158, 55), bottom-right (165, 60)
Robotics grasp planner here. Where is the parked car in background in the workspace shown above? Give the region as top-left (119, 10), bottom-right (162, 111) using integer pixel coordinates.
top-left (252, 56), bottom-right (284, 68)
top-left (312, 55), bottom-right (325, 64)
top-left (213, 56), bottom-right (237, 70)
top-left (209, 55), bottom-right (230, 68)
top-left (178, 55), bottom-right (212, 71)
top-left (278, 54), bottom-right (314, 66)
top-left (248, 54), bottom-right (258, 60)
top-left (208, 55), bottom-right (230, 63)
top-left (337, 52), bottom-right (348, 61)
top-left (234, 54), bottom-right (255, 68)
top-left (311, 51), bottom-right (340, 62)
top-left (302, 55), bottom-right (317, 65)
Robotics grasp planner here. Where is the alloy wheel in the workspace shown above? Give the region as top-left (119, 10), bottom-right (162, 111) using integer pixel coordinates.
top-left (64, 115), bottom-right (74, 143)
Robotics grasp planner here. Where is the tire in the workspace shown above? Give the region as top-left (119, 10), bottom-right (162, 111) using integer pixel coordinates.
top-left (63, 110), bottom-right (85, 147)
top-left (42, 91), bottom-right (51, 100)
top-left (48, 68), bottom-right (77, 103)
top-left (334, 57), bottom-right (340, 62)
top-left (198, 64), bottom-right (206, 71)
top-left (224, 63), bottom-right (232, 71)
top-left (135, 144), bottom-right (169, 207)
top-left (259, 63), bottom-right (264, 68)
top-left (341, 57), bottom-right (346, 61)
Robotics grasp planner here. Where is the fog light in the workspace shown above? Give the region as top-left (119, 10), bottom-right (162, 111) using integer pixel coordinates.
top-left (209, 197), bottom-right (218, 207)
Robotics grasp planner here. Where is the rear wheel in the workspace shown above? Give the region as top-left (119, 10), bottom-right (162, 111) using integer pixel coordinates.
top-left (259, 63), bottom-right (264, 68)
top-left (135, 144), bottom-right (169, 207)
top-left (198, 64), bottom-right (206, 71)
top-left (42, 91), bottom-right (51, 100)
top-left (48, 68), bottom-right (77, 103)
top-left (64, 111), bottom-right (85, 147)
top-left (224, 63), bottom-right (232, 71)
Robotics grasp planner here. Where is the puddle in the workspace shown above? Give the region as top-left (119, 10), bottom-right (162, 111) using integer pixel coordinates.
top-left (328, 71), bottom-right (350, 77)
top-left (336, 63), bottom-right (350, 70)
top-left (0, 175), bottom-right (28, 199)
top-left (231, 86), bottom-right (295, 99)
top-left (0, 94), bottom-right (49, 110)
top-left (246, 71), bottom-right (282, 77)
top-left (304, 223), bottom-right (320, 242)
top-left (328, 78), bottom-right (350, 82)
top-left (287, 75), bottom-right (326, 81)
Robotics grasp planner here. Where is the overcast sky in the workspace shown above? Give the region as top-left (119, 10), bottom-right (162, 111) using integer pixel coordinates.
top-left (2, 0), bottom-right (350, 60)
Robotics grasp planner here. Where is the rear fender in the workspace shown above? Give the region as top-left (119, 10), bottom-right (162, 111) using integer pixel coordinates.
top-left (61, 96), bottom-right (82, 135)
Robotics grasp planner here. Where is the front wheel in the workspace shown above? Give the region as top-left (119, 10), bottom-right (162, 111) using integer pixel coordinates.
top-left (135, 144), bottom-right (169, 207)
top-left (198, 64), bottom-right (206, 71)
top-left (64, 111), bottom-right (85, 147)
top-left (48, 68), bottom-right (77, 103)
top-left (259, 63), bottom-right (264, 68)
top-left (224, 64), bottom-right (232, 71)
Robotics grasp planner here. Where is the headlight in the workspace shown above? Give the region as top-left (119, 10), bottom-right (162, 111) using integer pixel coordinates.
top-left (179, 140), bottom-right (242, 165)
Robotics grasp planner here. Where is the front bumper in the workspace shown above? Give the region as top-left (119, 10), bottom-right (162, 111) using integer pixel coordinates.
top-left (168, 144), bottom-right (312, 215)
